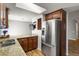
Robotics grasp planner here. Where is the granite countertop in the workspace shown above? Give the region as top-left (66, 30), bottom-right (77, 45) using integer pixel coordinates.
top-left (10, 35), bottom-right (37, 38)
top-left (0, 37), bottom-right (26, 56)
top-left (0, 35), bottom-right (38, 56)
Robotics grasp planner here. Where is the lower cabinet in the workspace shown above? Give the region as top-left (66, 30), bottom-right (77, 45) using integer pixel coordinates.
top-left (28, 38), bottom-right (33, 51)
top-left (33, 38), bottom-right (38, 49)
top-left (23, 38), bottom-right (29, 52)
top-left (17, 36), bottom-right (38, 52)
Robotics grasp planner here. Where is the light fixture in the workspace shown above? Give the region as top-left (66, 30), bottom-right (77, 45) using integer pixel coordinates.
top-left (16, 3), bottom-right (46, 14)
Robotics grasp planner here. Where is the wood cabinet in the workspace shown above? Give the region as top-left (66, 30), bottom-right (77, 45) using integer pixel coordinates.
top-left (0, 3), bottom-right (9, 29)
top-left (17, 36), bottom-right (38, 52)
top-left (28, 38), bottom-right (33, 51)
top-left (22, 38), bottom-right (28, 52)
top-left (5, 8), bottom-right (9, 28)
top-left (45, 9), bottom-right (65, 21)
top-left (33, 38), bottom-right (38, 49)
top-left (37, 18), bottom-right (42, 30)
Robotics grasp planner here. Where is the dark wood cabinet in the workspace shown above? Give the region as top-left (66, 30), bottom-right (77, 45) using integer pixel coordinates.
top-left (28, 36), bottom-right (38, 51)
top-left (5, 8), bottom-right (9, 28)
top-left (0, 6), bottom-right (9, 29)
top-left (23, 38), bottom-right (29, 52)
top-left (33, 38), bottom-right (38, 49)
top-left (17, 36), bottom-right (38, 52)
top-left (17, 38), bottom-right (28, 52)
top-left (45, 9), bottom-right (65, 21)
top-left (52, 11), bottom-right (61, 19)
top-left (37, 18), bottom-right (42, 30)
top-left (28, 38), bottom-right (33, 51)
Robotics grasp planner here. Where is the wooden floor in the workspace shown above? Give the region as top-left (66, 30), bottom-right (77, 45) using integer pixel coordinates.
top-left (26, 49), bottom-right (44, 56)
top-left (68, 39), bottom-right (79, 56)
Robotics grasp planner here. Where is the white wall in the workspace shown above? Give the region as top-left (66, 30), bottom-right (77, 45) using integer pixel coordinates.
top-left (32, 14), bottom-right (44, 50)
top-left (8, 20), bottom-right (32, 36)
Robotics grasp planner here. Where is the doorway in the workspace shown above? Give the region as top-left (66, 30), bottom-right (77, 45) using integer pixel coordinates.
top-left (68, 10), bottom-right (79, 56)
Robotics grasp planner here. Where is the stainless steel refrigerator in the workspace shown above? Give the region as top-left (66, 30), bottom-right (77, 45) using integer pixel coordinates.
top-left (41, 19), bottom-right (61, 56)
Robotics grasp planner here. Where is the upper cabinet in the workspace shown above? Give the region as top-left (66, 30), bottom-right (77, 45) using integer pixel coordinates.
top-left (0, 3), bottom-right (9, 29)
top-left (37, 18), bottom-right (42, 30)
top-left (45, 9), bottom-right (66, 21)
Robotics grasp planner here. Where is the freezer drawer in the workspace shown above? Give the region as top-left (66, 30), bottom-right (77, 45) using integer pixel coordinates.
top-left (41, 42), bottom-right (56, 56)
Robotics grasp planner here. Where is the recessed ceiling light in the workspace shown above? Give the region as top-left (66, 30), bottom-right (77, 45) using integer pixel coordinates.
top-left (16, 3), bottom-right (47, 14)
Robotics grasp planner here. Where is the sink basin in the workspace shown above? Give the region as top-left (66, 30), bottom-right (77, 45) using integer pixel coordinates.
top-left (0, 39), bottom-right (15, 47)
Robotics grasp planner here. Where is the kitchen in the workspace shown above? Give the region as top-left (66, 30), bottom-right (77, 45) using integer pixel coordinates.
top-left (0, 3), bottom-right (79, 56)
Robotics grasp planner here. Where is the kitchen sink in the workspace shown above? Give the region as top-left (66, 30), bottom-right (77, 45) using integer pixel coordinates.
top-left (0, 39), bottom-right (15, 47)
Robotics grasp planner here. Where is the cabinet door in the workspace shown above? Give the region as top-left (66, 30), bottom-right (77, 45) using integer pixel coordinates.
top-left (45, 13), bottom-right (53, 21)
top-left (28, 37), bottom-right (38, 51)
top-left (5, 8), bottom-right (8, 28)
top-left (33, 38), bottom-right (38, 49)
top-left (37, 18), bottom-right (42, 30)
top-left (0, 7), bottom-right (8, 29)
top-left (18, 36), bottom-right (38, 52)
top-left (45, 9), bottom-right (66, 21)
top-left (52, 11), bottom-right (61, 19)
top-left (28, 38), bottom-right (33, 51)
top-left (18, 38), bottom-right (28, 52)
top-left (23, 38), bottom-right (29, 52)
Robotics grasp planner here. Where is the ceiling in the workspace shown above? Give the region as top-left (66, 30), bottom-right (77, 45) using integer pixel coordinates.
top-left (35, 3), bottom-right (79, 14)
top-left (6, 3), bottom-right (39, 22)
top-left (5, 3), bottom-right (79, 22)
